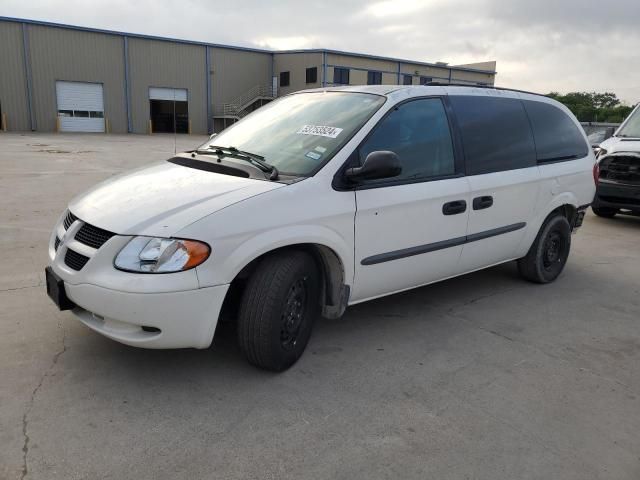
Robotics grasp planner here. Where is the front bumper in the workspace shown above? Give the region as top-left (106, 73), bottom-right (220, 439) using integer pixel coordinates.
top-left (593, 180), bottom-right (640, 212)
top-left (64, 282), bottom-right (229, 349)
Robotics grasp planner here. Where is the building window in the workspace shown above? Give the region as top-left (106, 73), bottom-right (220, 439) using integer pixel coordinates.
top-left (280, 71), bottom-right (290, 87)
top-left (368, 71), bottom-right (382, 85)
top-left (403, 74), bottom-right (413, 85)
top-left (333, 67), bottom-right (349, 85)
top-left (419, 76), bottom-right (433, 85)
top-left (306, 67), bottom-right (318, 84)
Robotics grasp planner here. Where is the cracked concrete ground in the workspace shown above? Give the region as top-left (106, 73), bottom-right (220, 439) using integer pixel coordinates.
top-left (1, 132), bottom-right (639, 480)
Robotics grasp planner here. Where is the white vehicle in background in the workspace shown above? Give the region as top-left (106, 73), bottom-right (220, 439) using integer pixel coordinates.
top-left (46, 85), bottom-right (596, 371)
top-left (592, 103), bottom-right (640, 218)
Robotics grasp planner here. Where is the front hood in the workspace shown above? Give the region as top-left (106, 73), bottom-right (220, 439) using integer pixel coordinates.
top-left (69, 160), bottom-right (284, 236)
top-left (600, 136), bottom-right (640, 154)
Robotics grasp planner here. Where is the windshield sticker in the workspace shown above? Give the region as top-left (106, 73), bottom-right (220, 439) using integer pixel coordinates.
top-left (314, 146), bottom-right (327, 153)
top-left (297, 125), bottom-right (343, 138)
top-left (305, 151), bottom-right (322, 160)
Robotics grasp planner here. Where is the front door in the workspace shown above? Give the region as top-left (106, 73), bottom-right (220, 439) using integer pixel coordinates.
top-left (351, 97), bottom-right (470, 302)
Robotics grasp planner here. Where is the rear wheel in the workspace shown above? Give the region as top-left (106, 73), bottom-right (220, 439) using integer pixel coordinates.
top-left (517, 214), bottom-right (571, 284)
top-left (592, 206), bottom-right (618, 218)
top-left (237, 250), bottom-right (319, 371)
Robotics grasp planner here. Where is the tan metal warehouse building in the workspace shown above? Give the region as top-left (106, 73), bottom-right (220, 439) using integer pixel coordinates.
top-left (0, 16), bottom-right (497, 135)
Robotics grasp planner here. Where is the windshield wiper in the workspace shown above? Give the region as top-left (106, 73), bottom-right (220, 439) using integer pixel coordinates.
top-left (197, 145), bottom-right (279, 180)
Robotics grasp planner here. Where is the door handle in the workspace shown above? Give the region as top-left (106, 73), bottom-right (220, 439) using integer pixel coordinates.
top-left (473, 195), bottom-right (494, 210)
top-left (442, 200), bottom-right (467, 215)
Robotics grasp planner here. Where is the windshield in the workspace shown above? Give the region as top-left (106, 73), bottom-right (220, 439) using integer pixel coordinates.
top-left (203, 92), bottom-right (386, 176)
top-left (617, 106), bottom-right (640, 138)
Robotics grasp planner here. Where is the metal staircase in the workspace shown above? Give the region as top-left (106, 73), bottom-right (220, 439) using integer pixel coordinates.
top-left (215, 84), bottom-right (276, 121)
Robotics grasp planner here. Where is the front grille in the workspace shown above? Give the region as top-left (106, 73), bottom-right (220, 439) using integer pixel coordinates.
top-left (63, 211), bottom-right (78, 230)
top-left (54, 237), bottom-right (61, 251)
top-left (599, 156), bottom-right (640, 184)
top-left (64, 249), bottom-right (90, 271)
top-left (75, 223), bottom-right (115, 249)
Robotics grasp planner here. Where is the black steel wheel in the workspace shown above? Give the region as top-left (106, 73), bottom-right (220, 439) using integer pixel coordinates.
top-left (237, 250), bottom-right (319, 371)
top-left (518, 214), bottom-right (571, 283)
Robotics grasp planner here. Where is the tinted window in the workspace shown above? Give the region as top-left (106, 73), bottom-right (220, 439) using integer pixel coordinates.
top-left (403, 75), bottom-right (412, 85)
top-left (523, 100), bottom-right (589, 162)
top-left (420, 76), bottom-right (432, 85)
top-left (367, 71), bottom-right (382, 85)
top-left (359, 98), bottom-right (455, 182)
top-left (450, 95), bottom-right (536, 175)
top-left (280, 71), bottom-right (290, 87)
top-left (306, 67), bottom-right (318, 84)
top-left (334, 68), bottom-right (349, 85)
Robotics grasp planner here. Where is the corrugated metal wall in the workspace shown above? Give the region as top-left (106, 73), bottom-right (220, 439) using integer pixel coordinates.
top-left (273, 52), bottom-right (323, 95)
top-left (211, 48), bottom-right (272, 112)
top-left (128, 38), bottom-right (207, 134)
top-left (0, 21), bottom-right (30, 131)
top-left (28, 24), bottom-right (127, 132)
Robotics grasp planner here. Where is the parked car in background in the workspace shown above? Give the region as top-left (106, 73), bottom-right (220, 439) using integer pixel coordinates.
top-left (592, 104), bottom-right (640, 218)
top-left (46, 85), bottom-right (596, 371)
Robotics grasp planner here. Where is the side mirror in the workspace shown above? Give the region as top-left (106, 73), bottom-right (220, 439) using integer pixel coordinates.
top-left (345, 151), bottom-right (402, 181)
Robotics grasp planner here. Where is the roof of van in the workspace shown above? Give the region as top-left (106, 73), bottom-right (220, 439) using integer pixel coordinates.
top-left (300, 84), bottom-right (546, 98)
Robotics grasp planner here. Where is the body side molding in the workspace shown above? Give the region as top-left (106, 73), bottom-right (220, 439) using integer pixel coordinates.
top-left (361, 222), bottom-right (527, 266)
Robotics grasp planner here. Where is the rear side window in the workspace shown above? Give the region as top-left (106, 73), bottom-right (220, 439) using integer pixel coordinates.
top-left (359, 98), bottom-right (455, 182)
top-left (450, 95), bottom-right (536, 175)
top-left (523, 100), bottom-right (589, 162)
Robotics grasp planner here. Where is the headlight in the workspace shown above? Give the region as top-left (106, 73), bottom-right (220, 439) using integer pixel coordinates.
top-left (115, 237), bottom-right (210, 273)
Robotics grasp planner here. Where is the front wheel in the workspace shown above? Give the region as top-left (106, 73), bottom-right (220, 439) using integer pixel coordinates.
top-left (517, 214), bottom-right (571, 284)
top-left (237, 250), bottom-right (319, 371)
top-left (592, 206), bottom-right (617, 218)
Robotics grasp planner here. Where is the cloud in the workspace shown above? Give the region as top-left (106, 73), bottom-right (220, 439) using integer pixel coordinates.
top-left (2, 0), bottom-right (639, 104)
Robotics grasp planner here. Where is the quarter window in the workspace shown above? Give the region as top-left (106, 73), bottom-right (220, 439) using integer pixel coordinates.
top-left (522, 100), bottom-right (589, 162)
top-left (367, 71), bottom-right (382, 85)
top-left (359, 98), bottom-right (455, 182)
top-left (333, 67), bottom-right (349, 85)
top-left (280, 71), bottom-right (290, 87)
top-left (450, 95), bottom-right (536, 175)
top-left (306, 67), bottom-right (318, 84)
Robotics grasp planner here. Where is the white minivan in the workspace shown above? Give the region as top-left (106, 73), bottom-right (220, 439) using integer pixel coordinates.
top-left (46, 85), bottom-right (596, 371)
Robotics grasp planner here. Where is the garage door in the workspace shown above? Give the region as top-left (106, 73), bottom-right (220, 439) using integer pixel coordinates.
top-left (149, 87), bottom-right (188, 101)
top-left (56, 81), bottom-right (105, 133)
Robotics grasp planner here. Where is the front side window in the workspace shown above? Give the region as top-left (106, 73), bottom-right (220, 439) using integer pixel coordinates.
top-left (359, 98), bottom-right (455, 183)
top-left (367, 71), bottom-right (382, 85)
top-left (333, 67), bottom-right (350, 85)
top-left (523, 100), bottom-right (588, 162)
top-left (617, 106), bottom-right (640, 138)
top-left (203, 92), bottom-right (385, 176)
top-left (450, 95), bottom-right (536, 175)
top-left (280, 71), bottom-right (290, 87)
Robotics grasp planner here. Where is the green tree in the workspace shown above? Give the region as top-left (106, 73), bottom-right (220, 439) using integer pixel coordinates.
top-left (546, 91), bottom-right (634, 123)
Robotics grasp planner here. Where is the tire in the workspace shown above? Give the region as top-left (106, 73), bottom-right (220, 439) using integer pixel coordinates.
top-left (592, 206), bottom-right (617, 218)
top-left (517, 214), bottom-right (571, 284)
top-left (237, 250), bottom-right (319, 371)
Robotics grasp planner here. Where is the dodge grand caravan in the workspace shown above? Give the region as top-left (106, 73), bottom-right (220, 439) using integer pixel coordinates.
top-left (46, 85), bottom-right (596, 371)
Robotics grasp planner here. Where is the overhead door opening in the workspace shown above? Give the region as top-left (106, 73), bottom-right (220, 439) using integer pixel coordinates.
top-left (149, 87), bottom-right (188, 134)
top-left (56, 81), bottom-right (105, 133)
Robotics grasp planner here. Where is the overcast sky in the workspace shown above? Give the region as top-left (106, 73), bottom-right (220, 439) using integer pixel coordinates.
top-left (3, 0), bottom-right (639, 104)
